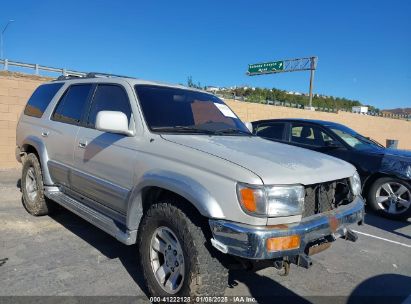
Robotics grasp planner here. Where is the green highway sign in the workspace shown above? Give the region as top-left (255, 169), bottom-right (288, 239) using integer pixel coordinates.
top-left (248, 60), bottom-right (284, 75)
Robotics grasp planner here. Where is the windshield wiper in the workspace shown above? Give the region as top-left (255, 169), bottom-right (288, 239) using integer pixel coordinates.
top-left (151, 126), bottom-right (217, 134)
top-left (215, 128), bottom-right (253, 136)
top-left (367, 137), bottom-right (384, 148)
top-left (354, 135), bottom-right (383, 148)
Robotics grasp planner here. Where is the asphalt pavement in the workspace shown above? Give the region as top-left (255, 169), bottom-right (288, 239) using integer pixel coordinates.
top-left (1, 169), bottom-right (411, 304)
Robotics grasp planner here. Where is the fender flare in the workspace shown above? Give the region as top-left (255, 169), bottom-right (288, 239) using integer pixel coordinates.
top-left (21, 136), bottom-right (53, 185)
top-left (126, 170), bottom-right (225, 230)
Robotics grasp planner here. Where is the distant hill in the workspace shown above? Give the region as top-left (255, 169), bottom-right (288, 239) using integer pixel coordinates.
top-left (382, 108), bottom-right (411, 115)
top-left (216, 86), bottom-right (378, 112)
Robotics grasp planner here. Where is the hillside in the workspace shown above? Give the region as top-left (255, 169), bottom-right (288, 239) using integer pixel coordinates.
top-left (215, 86), bottom-right (379, 112)
top-left (382, 108), bottom-right (411, 115)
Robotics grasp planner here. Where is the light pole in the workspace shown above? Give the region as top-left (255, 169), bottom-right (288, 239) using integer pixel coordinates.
top-left (1, 20), bottom-right (15, 59)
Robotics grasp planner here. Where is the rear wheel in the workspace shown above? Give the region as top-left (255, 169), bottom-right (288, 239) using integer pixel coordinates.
top-left (138, 201), bottom-right (228, 297)
top-left (21, 153), bottom-right (52, 216)
top-left (367, 177), bottom-right (411, 220)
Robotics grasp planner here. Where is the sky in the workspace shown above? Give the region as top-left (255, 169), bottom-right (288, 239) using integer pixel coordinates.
top-left (1, 0), bottom-right (410, 109)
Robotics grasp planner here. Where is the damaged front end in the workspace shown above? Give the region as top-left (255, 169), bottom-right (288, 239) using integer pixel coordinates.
top-left (209, 196), bottom-right (364, 274)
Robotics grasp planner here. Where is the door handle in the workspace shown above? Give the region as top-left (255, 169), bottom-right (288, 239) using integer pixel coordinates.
top-left (78, 141), bottom-right (88, 148)
top-left (41, 131), bottom-right (49, 137)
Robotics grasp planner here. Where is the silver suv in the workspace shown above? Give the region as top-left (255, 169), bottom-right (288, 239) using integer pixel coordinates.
top-left (16, 73), bottom-right (364, 297)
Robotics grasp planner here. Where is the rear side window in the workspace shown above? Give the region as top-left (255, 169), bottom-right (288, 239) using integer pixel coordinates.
top-left (255, 123), bottom-right (285, 140)
top-left (86, 84), bottom-right (131, 128)
top-left (52, 84), bottom-right (93, 125)
top-left (24, 83), bottom-right (63, 118)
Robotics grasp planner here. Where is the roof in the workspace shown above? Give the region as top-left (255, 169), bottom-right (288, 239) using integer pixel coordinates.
top-left (252, 118), bottom-right (347, 128)
top-left (51, 73), bottom-right (205, 93)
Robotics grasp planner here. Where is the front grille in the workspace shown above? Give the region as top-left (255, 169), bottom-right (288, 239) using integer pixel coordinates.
top-left (302, 178), bottom-right (353, 218)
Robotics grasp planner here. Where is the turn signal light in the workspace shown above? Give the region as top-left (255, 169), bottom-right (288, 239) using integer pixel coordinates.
top-left (266, 235), bottom-right (300, 252)
top-left (239, 188), bottom-right (257, 212)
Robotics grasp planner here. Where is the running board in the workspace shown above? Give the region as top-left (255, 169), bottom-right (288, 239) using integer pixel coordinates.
top-left (45, 191), bottom-right (137, 245)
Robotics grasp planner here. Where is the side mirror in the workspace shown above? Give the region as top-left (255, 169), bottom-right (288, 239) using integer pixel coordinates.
top-left (95, 111), bottom-right (134, 136)
top-left (244, 122), bottom-right (253, 133)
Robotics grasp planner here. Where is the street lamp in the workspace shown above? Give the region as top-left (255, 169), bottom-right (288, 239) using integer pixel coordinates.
top-left (1, 20), bottom-right (15, 59)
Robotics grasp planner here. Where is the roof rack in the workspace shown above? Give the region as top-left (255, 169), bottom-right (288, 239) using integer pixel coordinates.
top-left (56, 74), bottom-right (86, 81)
top-left (54, 72), bottom-right (134, 81)
top-left (86, 72), bottom-right (133, 79)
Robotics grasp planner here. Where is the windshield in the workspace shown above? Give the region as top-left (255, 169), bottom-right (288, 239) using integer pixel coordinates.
top-left (330, 125), bottom-right (384, 150)
top-left (135, 85), bottom-right (251, 135)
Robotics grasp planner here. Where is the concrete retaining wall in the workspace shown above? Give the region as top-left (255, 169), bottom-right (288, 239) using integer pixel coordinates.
top-left (0, 72), bottom-right (52, 169)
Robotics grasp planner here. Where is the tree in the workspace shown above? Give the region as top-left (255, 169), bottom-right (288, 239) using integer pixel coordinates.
top-left (186, 76), bottom-right (203, 90)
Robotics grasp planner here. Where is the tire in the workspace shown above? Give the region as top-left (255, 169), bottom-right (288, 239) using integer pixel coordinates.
top-left (367, 177), bottom-right (411, 220)
top-left (138, 201), bottom-right (228, 298)
top-left (21, 153), bottom-right (52, 216)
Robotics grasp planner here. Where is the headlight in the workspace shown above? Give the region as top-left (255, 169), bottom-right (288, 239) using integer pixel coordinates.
top-left (350, 171), bottom-right (362, 196)
top-left (237, 183), bottom-right (305, 217)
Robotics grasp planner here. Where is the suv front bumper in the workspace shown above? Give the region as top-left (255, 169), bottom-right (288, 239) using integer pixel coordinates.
top-left (209, 196), bottom-right (364, 260)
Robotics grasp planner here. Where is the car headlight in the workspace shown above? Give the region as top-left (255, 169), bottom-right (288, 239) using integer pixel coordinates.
top-left (406, 165), bottom-right (411, 179)
top-left (349, 171), bottom-right (362, 196)
top-left (237, 183), bottom-right (305, 217)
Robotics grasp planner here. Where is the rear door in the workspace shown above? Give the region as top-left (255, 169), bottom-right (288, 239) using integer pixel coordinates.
top-left (45, 83), bottom-right (94, 187)
top-left (71, 83), bottom-right (136, 214)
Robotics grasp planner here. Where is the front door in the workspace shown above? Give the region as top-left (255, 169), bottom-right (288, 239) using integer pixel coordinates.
top-left (72, 84), bottom-right (136, 214)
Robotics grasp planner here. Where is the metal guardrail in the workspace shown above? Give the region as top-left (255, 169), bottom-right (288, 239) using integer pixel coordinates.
top-left (0, 59), bottom-right (86, 77)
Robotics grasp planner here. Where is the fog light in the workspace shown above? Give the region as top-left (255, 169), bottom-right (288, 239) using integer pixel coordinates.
top-left (266, 235), bottom-right (300, 252)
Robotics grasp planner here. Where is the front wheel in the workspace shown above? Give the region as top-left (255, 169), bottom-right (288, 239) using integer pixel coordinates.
top-left (367, 177), bottom-right (411, 220)
top-left (138, 201), bottom-right (228, 297)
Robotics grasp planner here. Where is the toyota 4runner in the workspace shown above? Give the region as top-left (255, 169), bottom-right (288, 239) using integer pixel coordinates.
top-left (16, 73), bottom-right (364, 297)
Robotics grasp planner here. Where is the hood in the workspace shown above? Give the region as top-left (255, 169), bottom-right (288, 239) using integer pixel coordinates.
top-left (162, 135), bottom-right (356, 185)
top-left (356, 145), bottom-right (411, 159)
top-left (384, 148), bottom-right (411, 159)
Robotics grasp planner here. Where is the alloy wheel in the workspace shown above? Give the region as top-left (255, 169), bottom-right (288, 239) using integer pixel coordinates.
top-left (25, 167), bottom-right (38, 202)
top-left (149, 226), bottom-right (185, 294)
top-left (375, 182), bottom-right (411, 214)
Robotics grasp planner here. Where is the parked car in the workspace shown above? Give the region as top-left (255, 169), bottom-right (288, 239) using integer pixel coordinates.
top-left (16, 74), bottom-right (364, 297)
top-left (251, 118), bottom-right (411, 220)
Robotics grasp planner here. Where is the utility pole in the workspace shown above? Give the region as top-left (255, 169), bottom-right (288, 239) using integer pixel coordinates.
top-left (307, 56), bottom-right (317, 110)
top-left (1, 20), bottom-right (15, 59)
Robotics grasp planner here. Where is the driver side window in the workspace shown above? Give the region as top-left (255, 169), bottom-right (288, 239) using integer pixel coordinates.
top-left (87, 84), bottom-right (132, 129)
